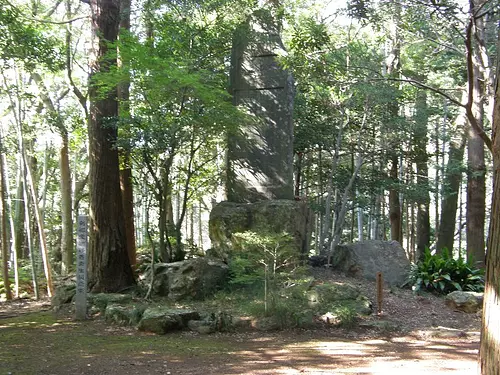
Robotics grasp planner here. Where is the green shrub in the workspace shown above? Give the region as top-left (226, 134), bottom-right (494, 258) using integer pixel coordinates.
top-left (407, 248), bottom-right (484, 294)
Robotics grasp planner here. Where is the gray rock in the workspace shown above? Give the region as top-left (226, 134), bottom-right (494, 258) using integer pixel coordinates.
top-left (137, 308), bottom-right (199, 334)
top-left (152, 257), bottom-right (229, 300)
top-left (209, 200), bottom-right (312, 257)
top-left (187, 320), bottom-right (216, 334)
top-left (88, 293), bottom-right (133, 312)
top-left (332, 240), bottom-right (410, 286)
top-left (445, 291), bottom-right (484, 313)
top-left (104, 304), bottom-right (146, 326)
top-left (51, 284), bottom-right (76, 310)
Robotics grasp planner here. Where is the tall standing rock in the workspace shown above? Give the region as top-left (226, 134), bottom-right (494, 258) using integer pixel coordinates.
top-left (227, 8), bottom-right (294, 203)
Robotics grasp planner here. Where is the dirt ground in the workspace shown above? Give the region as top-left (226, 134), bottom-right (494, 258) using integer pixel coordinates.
top-left (0, 270), bottom-right (482, 375)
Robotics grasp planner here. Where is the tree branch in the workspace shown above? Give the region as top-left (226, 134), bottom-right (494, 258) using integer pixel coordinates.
top-left (465, 15), bottom-right (493, 152)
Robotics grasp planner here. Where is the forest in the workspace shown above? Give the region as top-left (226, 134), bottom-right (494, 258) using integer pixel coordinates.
top-left (1, 0), bottom-right (500, 373)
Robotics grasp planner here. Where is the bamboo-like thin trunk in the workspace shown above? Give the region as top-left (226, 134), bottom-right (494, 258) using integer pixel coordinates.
top-left (0, 134), bottom-right (12, 301)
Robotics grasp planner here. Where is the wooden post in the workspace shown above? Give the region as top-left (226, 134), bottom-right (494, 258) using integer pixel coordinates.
top-left (75, 215), bottom-right (88, 320)
top-left (376, 272), bottom-right (383, 315)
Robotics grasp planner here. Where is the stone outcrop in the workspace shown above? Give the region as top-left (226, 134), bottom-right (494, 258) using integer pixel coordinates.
top-left (306, 281), bottom-right (372, 316)
top-left (227, 8), bottom-right (294, 203)
top-left (137, 308), bottom-right (200, 334)
top-left (151, 257), bottom-right (229, 300)
top-left (105, 303), bottom-right (145, 326)
top-left (445, 291), bottom-right (484, 313)
top-left (331, 240), bottom-right (410, 286)
top-left (209, 199), bottom-right (312, 257)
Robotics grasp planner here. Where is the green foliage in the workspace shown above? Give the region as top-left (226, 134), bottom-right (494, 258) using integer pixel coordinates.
top-left (407, 248), bottom-right (484, 294)
top-left (229, 230), bottom-right (300, 286)
top-left (0, 0), bottom-right (64, 70)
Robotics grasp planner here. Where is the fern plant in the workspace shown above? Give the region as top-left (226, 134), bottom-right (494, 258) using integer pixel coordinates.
top-left (407, 248), bottom-right (484, 294)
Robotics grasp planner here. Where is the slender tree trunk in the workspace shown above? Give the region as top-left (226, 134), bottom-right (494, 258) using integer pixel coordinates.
top-left (0, 134), bottom-right (11, 301)
top-left (31, 72), bottom-right (74, 276)
top-left (389, 155), bottom-right (402, 243)
top-left (21, 163), bottom-right (39, 299)
top-left (385, 1), bottom-right (402, 244)
top-left (87, 0), bottom-right (135, 292)
top-left (414, 88), bottom-right (430, 260)
top-left (60, 134), bottom-right (73, 274)
top-left (13, 169), bottom-right (24, 260)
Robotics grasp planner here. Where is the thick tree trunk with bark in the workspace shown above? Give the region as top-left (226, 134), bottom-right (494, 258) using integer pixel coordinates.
top-left (465, 6), bottom-right (487, 267)
top-left (118, 0), bottom-right (136, 267)
top-left (436, 121), bottom-right (467, 254)
top-left (87, 0), bottom-right (135, 292)
top-left (479, 46), bottom-right (500, 373)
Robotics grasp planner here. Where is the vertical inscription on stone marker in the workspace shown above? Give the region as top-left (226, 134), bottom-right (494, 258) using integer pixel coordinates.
top-left (75, 215), bottom-right (88, 320)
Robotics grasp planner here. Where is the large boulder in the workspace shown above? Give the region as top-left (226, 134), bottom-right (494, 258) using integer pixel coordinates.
top-left (445, 291), bottom-right (484, 313)
top-left (152, 257), bottom-right (229, 300)
top-left (331, 240), bottom-right (410, 286)
top-left (209, 200), bottom-right (312, 257)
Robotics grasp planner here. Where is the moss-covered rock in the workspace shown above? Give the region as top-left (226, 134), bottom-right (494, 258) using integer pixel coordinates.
top-left (151, 257), bottom-right (229, 300)
top-left (104, 304), bottom-right (146, 326)
top-left (209, 200), bottom-right (312, 258)
top-left (137, 308), bottom-right (199, 334)
top-left (88, 293), bottom-right (133, 312)
top-left (51, 285), bottom-right (76, 310)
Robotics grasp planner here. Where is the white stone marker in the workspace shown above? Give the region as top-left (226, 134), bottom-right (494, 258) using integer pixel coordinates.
top-left (75, 215), bottom-right (88, 320)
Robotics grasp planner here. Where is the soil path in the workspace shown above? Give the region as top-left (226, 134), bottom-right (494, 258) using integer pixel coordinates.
top-left (1, 270), bottom-right (482, 374)
top-left (0, 306), bottom-right (479, 375)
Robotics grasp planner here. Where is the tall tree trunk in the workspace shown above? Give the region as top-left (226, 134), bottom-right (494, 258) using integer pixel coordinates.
top-left (479, 30), bottom-right (500, 373)
top-left (60, 135), bottom-right (73, 275)
top-left (0, 134), bottom-right (11, 301)
top-left (87, 0), bottom-right (135, 292)
top-left (118, 0), bottom-right (137, 267)
top-left (414, 87), bottom-right (430, 260)
top-left (436, 110), bottom-right (467, 254)
top-left (385, 2), bottom-right (402, 244)
top-left (13, 169), bottom-right (24, 260)
top-left (467, 123), bottom-right (486, 267)
top-left (466, 1), bottom-right (487, 267)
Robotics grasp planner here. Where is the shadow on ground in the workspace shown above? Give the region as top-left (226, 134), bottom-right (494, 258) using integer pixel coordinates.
top-left (0, 310), bottom-right (478, 375)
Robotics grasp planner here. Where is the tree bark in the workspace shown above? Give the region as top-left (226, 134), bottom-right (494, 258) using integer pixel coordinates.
top-left (466, 83), bottom-right (486, 268)
top-left (466, 0), bottom-right (487, 268)
top-left (0, 134), bottom-right (12, 301)
top-left (118, 0), bottom-right (136, 267)
top-left (87, 0), bottom-right (135, 292)
top-left (479, 31), bottom-right (500, 372)
top-left (435, 111), bottom-right (467, 254)
top-left (414, 88), bottom-right (430, 260)
top-left (389, 155), bottom-right (402, 243)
